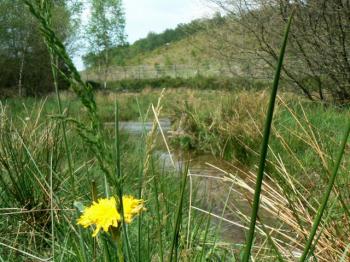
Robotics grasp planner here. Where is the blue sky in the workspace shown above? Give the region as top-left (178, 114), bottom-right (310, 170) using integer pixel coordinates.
top-left (74, 0), bottom-right (217, 70)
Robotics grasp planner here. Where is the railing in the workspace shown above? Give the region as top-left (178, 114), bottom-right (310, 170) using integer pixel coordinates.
top-left (81, 63), bottom-right (275, 82)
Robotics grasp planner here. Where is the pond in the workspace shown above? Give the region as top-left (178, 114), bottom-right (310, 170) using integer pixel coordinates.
top-left (107, 119), bottom-right (266, 243)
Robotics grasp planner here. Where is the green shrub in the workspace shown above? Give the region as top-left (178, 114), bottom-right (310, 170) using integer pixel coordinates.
top-left (106, 76), bottom-right (271, 92)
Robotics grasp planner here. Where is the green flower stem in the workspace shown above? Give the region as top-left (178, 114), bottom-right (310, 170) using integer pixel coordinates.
top-left (299, 120), bottom-right (350, 261)
top-left (168, 165), bottom-right (189, 262)
top-left (91, 181), bottom-right (97, 261)
top-left (111, 228), bottom-right (124, 262)
top-left (242, 10), bottom-right (295, 262)
top-left (114, 102), bottom-right (133, 262)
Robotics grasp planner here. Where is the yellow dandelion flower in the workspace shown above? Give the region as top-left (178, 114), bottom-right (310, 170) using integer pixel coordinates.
top-left (122, 195), bottom-right (145, 223)
top-left (77, 197), bottom-right (121, 237)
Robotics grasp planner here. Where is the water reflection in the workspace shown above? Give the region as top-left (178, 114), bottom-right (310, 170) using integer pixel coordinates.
top-left (158, 151), bottom-right (249, 243)
top-left (107, 118), bottom-right (252, 243)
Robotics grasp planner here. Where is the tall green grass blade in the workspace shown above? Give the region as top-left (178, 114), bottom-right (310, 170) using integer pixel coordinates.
top-left (0, 242), bottom-right (51, 262)
top-left (257, 216), bottom-right (285, 262)
top-left (50, 53), bottom-right (75, 194)
top-left (199, 211), bottom-right (212, 262)
top-left (90, 180), bottom-right (98, 261)
top-left (191, 213), bottom-right (206, 249)
top-left (91, 180), bottom-right (98, 201)
top-left (340, 243), bottom-right (350, 262)
top-left (151, 158), bottom-right (164, 262)
top-left (49, 152), bottom-right (55, 260)
top-left (75, 210), bottom-right (88, 262)
top-left (299, 120), bottom-right (350, 261)
top-left (58, 229), bottom-right (71, 262)
top-left (114, 101), bottom-right (133, 262)
top-left (137, 166), bottom-right (143, 262)
top-left (147, 220), bottom-right (151, 261)
top-left (24, 2), bottom-right (110, 180)
top-left (168, 166), bottom-right (189, 262)
top-left (208, 184), bottom-right (233, 259)
top-left (242, 10), bottom-right (295, 262)
top-left (136, 121), bottom-right (147, 262)
top-left (308, 197), bottom-right (338, 259)
top-left (24, 1), bottom-right (97, 115)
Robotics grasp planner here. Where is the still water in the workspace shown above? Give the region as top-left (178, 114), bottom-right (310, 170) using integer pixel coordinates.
top-left (107, 119), bottom-right (256, 243)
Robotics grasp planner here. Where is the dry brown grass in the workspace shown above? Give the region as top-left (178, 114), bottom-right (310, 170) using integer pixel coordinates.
top-left (186, 97), bottom-right (350, 261)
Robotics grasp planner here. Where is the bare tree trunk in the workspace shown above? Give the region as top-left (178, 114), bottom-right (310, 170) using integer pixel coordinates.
top-left (103, 49), bottom-right (109, 88)
top-left (18, 52), bottom-right (25, 97)
top-left (98, 60), bottom-right (102, 84)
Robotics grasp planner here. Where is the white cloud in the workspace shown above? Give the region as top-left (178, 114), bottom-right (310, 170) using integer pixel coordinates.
top-left (188, 0), bottom-right (219, 19)
top-left (124, 0), bottom-right (217, 43)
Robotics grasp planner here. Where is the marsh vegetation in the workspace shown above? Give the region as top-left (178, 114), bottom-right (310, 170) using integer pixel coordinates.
top-left (0, 1), bottom-right (349, 262)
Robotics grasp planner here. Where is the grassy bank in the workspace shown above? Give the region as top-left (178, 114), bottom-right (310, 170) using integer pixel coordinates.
top-left (3, 88), bottom-right (348, 173)
top-left (1, 87), bottom-right (350, 260)
top-left (0, 94), bottom-right (234, 261)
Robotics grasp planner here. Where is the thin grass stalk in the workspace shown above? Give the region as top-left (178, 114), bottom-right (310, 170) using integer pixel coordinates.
top-left (340, 244), bottom-right (350, 262)
top-left (114, 101), bottom-right (133, 262)
top-left (299, 120), bottom-right (350, 261)
top-left (308, 197), bottom-right (338, 260)
top-left (101, 235), bottom-right (112, 262)
top-left (91, 181), bottom-right (98, 261)
top-left (199, 211), bottom-right (212, 262)
top-left (137, 167), bottom-right (144, 262)
top-left (168, 166), bottom-right (189, 262)
top-left (266, 153), bottom-right (315, 257)
top-left (242, 10), bottom-right (295, 262)
top-left (243, 183), bottom-right (285, 261)
top-left (256, 215), bottom-right (284, 262)
top-left (151, 158), bottom-right (164, 262)
top-left (49, 53), bottom-right (75, 194)
top-left (135, 96), bottom-right (152, 262)
top-left (76, 211), bottom-right (88, 262)
top-left (191, 213), bottom-right (206, 249)
top-left (208, 183), bottom-right (234, 259)
top-left (147, 220), bottom-right (151, 261)
top-left (186, 171), bottom-right (193, 250)
top-left (136, 107), bottom-right (149, 262)
top-left (0, 242), bottom-right (51, 262)
top-left (137, 169), bottom-right (144, 262)
top-left (42, 2), bottom-right (75, 195)
top-left (111, 230), bottom-right (125, 262)
top-left (58, 229), bottom-right (70, 262)
top-left (24, 1), bottom-right (112, 182)
top-left (49, 152), bottom-right (55, 260)
top-left (24, 1), bottom-right (97, 115)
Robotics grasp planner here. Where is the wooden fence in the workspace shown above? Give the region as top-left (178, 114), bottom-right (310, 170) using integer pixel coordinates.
top-left (81, 62), bottom-right (274, 82)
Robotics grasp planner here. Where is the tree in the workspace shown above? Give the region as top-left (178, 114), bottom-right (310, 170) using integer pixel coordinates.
top-left (86, 0), bottom-right (126, 88)
top-left (208, 0), bottom-right (350, 103)
top-left (0, 0), bottom-right (79, 97)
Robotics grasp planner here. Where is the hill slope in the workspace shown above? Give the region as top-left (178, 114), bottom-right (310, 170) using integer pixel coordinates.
top-left (83, 15), bottom-right (226, 68)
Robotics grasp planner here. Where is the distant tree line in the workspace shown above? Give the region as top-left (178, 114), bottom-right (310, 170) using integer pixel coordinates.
top-left (0, 0), bottom-right (80, 97)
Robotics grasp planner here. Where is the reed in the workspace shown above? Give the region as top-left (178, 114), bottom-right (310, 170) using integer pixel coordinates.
top-left (242, 10), bottom-right (295, 262)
